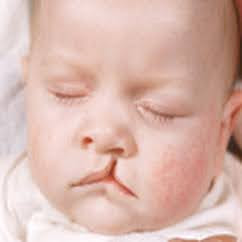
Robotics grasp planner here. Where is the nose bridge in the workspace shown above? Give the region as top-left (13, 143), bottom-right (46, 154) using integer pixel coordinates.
top-left (95, 81), bottom-right (128, 123)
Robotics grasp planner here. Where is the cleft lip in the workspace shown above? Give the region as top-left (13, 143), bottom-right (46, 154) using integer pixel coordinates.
top-left (70, 160), bottom-right (115, 187)
top-left (70, 160), bottom-right (138, 198)
top-left (113, 175), bottom-right (138, 198)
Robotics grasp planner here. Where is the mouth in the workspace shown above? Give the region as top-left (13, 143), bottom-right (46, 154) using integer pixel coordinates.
top-left (70, 164), bottom-right (137, 198)
top-left (71, 175), bottom-right (137, 198)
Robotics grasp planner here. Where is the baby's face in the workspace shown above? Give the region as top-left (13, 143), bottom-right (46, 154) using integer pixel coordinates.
top-left (24, 0), bottom-right (239, 235)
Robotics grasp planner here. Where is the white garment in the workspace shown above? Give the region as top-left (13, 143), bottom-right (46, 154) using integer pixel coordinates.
top-left (0, 151), bottom-right (240, 242)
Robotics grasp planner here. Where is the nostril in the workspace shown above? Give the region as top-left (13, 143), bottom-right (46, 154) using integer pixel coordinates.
top-left (82, 137), bottom-right (93, 148)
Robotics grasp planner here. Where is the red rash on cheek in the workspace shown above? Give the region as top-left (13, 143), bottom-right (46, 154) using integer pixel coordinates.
top-left (147, 136), bottom-right (215, 219)
top-left (155, 158), bottom-right (208, 195)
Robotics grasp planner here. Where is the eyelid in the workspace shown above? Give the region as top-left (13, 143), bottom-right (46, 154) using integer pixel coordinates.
top-left (44, 69), bottom-right (95, 91)
top-left (135, 95), bottom-right (193, 116)
top-left (47, 79), bottom-right (91, 92)
top-left (135, 101), bottom-right (175, 127)
top-left (135, 100), bottom-right (170, 114)
top-left (48, 89), bottom-right (89, 106)
top-left (48, 88), bottom-right (88, 99)
top-left (46, 78), bottom-right (88, 88)
top-left (46, 84), bottom-right (91, 106)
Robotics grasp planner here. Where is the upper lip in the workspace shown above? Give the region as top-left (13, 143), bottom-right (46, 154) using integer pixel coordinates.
top-left (71, 160), bottom-right (115, 186)
top-left (70, 160), bottom-right (137, 198)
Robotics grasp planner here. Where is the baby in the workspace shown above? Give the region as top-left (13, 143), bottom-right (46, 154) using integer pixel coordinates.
top-left (1, 0), bottom-right (242, 241)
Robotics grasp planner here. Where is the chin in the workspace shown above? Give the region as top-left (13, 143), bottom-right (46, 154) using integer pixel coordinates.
top-left (69, 201), bottom-right (140, 235)
top-left (73, 215), bottom-right (139, 235)
top-left (87, 223), bottom-right (134, 235)
top-left (82, 217), bottom-right (169, 235)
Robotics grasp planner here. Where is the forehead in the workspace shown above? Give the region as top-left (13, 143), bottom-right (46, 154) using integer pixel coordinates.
top-left (33, 1), bottom-right (225, 87)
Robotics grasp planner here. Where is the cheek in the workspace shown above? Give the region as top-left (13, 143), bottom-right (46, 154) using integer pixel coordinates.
top-left (140, 152), bottom-right (211, 224)
top-left (139, 123), bottom-right (219, 221)
top-left (26, 99), bottom-right (71, 203)
top-left (26, 84), bottom-right (71, 162)
top-left (27, 124), bottom-right (75, 211)
top-left (25, 91), bottom-right (90, 209)
top-left (151, 155), bottom-right (210, 204)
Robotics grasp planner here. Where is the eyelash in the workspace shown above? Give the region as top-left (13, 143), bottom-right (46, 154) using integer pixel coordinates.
top-left (51, 91), bottom-right (175, 125)
top-left (136, 103), bottom-right (175, 125)
top-left (50, 91), bottom-right (88, 105)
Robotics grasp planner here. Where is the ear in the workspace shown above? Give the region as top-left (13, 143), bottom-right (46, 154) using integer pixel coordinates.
top-left (223, 90), bottom-right (242, 136)
top-left (233, 82), bottom-right (242, 150)
top-left (215, 90), bottom-right (242, 176)
top-left (21, 55), bottom-right (30, 84)
top-left (234, 109), bottom-right (242, 150)
top-left (215, 90), bottom-right (242, 175)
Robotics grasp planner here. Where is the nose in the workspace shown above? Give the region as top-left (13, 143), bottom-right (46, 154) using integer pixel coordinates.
top-left (80, 125), bottom-right (137, 158)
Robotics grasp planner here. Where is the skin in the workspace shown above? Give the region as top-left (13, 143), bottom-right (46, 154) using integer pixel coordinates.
top-left (22, 0), bottom-right (242, 237)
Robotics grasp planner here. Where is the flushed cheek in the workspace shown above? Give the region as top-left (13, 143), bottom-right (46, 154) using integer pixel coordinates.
top-left (141, 144), bottom-right (214, 222)
top-left (154, 158), bottom-right (208, 202)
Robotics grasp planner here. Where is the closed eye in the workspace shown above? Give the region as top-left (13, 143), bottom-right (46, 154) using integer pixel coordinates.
top-left (48, 89), bottom-right (89, 105)
top-left (54, 92), bottom-right (85, 99)
top-left (136, 102), bottom-right (175, 126)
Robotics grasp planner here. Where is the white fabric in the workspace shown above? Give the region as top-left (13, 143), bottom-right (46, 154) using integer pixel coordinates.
top-left (0, 0), bottom-right (29, 156)
top-left (0, 152), bottom-right (240, 242)
top-left (0, 0), bottom-right (29, 56)
top-left (0, 53), bottom-right (27, 156)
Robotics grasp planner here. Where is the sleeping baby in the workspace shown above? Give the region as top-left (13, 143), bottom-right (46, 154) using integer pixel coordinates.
top-left (0, 0), bottom-right (242, 241)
